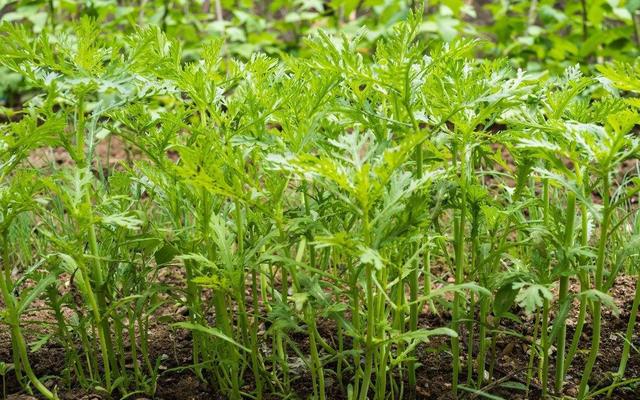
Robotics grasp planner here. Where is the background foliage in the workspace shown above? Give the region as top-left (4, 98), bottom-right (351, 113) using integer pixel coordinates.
top-left (1, 0), bottom-right (640, 104)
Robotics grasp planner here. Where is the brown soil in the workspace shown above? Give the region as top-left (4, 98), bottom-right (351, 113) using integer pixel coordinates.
top-left (2, 273), bottom-right (639, 400)
top-left (27, 136), bottom-right (137, 169)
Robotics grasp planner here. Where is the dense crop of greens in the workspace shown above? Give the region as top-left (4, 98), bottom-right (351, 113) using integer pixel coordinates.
top-left (1, 3), bottom-right (640, 400)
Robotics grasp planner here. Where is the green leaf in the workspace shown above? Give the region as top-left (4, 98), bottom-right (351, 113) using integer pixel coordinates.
top-left (291, 293), bottom-right (309, 312)
top-left (101, 213), bottom-right (143, 229)
top-left (382, 327), bottom-right (458, 345)
top-left (458, 385), bottom-right (506, 400)
top-left (172, 322), bottom-right (251, 353)
top-left (549, 295), bottom-right (572, 344)
top-left (29, 333), bottom-right (53, 353)
top-left (499, 381), bottom-right (527, 391)
top-left (17, 274), bottom-right (57, 316)
top-left (513, 282), bottom-right (552, 314)
top-left (359, 246), bottom-right (385, 270)
top-left (581, 289), bottom-right (620, 316)
top-left (154, 243), bottom-right (178, 266)
top-left (493, 283), bottom-right (519, 317)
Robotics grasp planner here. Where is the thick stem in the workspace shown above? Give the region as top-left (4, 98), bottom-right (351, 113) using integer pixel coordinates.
top-left (424, 246), bottom-right (434, 313)
top-left (578, 175), bottom-right (610, 399)
top-left (467, 209), bottom-right (480, 385)
top-left (539, 178), bottom-right (550, 395)
top-left (358, 209), bottom-right (374, 400)
top-left (128, 309), bottom-right (142, 386)
top-left (351, 258), bottom-right (362, 393)
top-left (213, 292), bottom-right (240, 397)
top-left (555, 191), bottom-right (576, 392)
top-left (488, 318), bottom-right (499, 382)
top-left (358, 263), bottom-right (375, 400)
top-left (250, 269), bottom-right (263, 398)
top-left (184, 259), bottom-right (203, 379)
top-left (76, 96), bottom-right (115, 390)
top-left (0, 240), bottom-right (58, 400)
top-left (476, 296), bottom-right (489, 386)
top-left (234, 199), bottom-right (250, 352)
top-left (634, 11), bottom-right (640, 48)
top-left (466, 292), bottom-right (475, 385)
top-left (408, 146), bottom-right (422, 394)
top-left (214, 0), bottom-right (223, 22)
top-left (452, 144), bottom-right (467, 396)
top-left (564, 285), bottom-right (587, 375)
top-left (527, 0), bottom-right (539, 26)
top-left (565, 203), bottom-right (591, 374)
top-left (85, 208), bottom-right (116, 388)
top-left (337, 323), bottom-right (344, 389)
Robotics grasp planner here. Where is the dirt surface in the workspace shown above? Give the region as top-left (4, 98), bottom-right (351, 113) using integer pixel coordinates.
top-left (27, 136), bottom-right (137, 169)
top-left (1, 273), bottom-right (639, 400)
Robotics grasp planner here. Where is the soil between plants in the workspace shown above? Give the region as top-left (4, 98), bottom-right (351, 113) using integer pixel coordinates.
top-left (1, 273), bottom-right (639, 400)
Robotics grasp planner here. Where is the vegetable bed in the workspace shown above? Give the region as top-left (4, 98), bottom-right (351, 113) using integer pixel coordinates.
top-left (1, 3), bottom-right (640, 400)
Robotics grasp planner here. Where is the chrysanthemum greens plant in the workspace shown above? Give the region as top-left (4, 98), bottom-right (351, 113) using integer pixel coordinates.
top-left (1, 12), bottom-right (639, 400)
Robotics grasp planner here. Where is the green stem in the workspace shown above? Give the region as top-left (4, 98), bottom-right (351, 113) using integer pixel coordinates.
top-left (358, 207), bottom-right (374, 400)
top-left (555, 191), bottom-right (576, 392)
top-left (540, 299), bottom-right (550, 397)
top-left (488, 317), bottom-right (499, 382)
top-left (358, 263), bottom-right (375, 400)
top-left (564, 203), bottom-right (590, 375)
top-left (213, 291), bottom-right (240, 398)
top-left (476, 295), bottom-right (489, 386)
top-left (0, 240), bottom-right (58, 400)
top-left (183, 259), bottom-right (203, 379)
top-left (351, 257), bottom-right (362, 393)
top-left (424, 245), bottom-right (435, 313)
top-left (76, 96), bottom-right (115, 390)
top-left (128, 309), bottom-right (142, 387)
top-left (539, 178), bottom-right (550, 396)
top-left (452, 144), bottom-right (467, 397)
top-left (408, 145), bottom-right (422, 394)
top-left (467, 209), bottom-right (480, 385)
top-left (234, 198), bottom-right (250, 347)
top-left (578, 175), bottom-right (610, 399)
top-left (564, 279), bottom-right (587, 375)
top-left (77, 316), bottom-right (96, 382)
top-left (580, 0), bottom-right (588, 41)
top-left (337, 322), bottom-right (344, 389)
top-left (250, 269), bottom-right (263, 398)
top-left (307, 306), bottom-right (326, 400)
top-left (607, 271), bottom-right (640, 397)
top-left (525, 309), bottom-right (541, 398)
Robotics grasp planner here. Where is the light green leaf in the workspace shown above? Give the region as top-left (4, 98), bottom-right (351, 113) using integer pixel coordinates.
top-left (172, 322), bottom-right (251, 353)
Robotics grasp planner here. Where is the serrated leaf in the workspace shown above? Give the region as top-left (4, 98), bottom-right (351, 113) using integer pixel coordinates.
top-left (581, 289), bottom-right (620, 316)
top-left (513, 282), bottom-right (552, 314)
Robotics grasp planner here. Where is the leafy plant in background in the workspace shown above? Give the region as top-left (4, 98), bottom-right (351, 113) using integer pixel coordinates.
top-left (482, 0), bottom-right (640, 71)
top-left (2, 0), bottom-right (640, 110)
